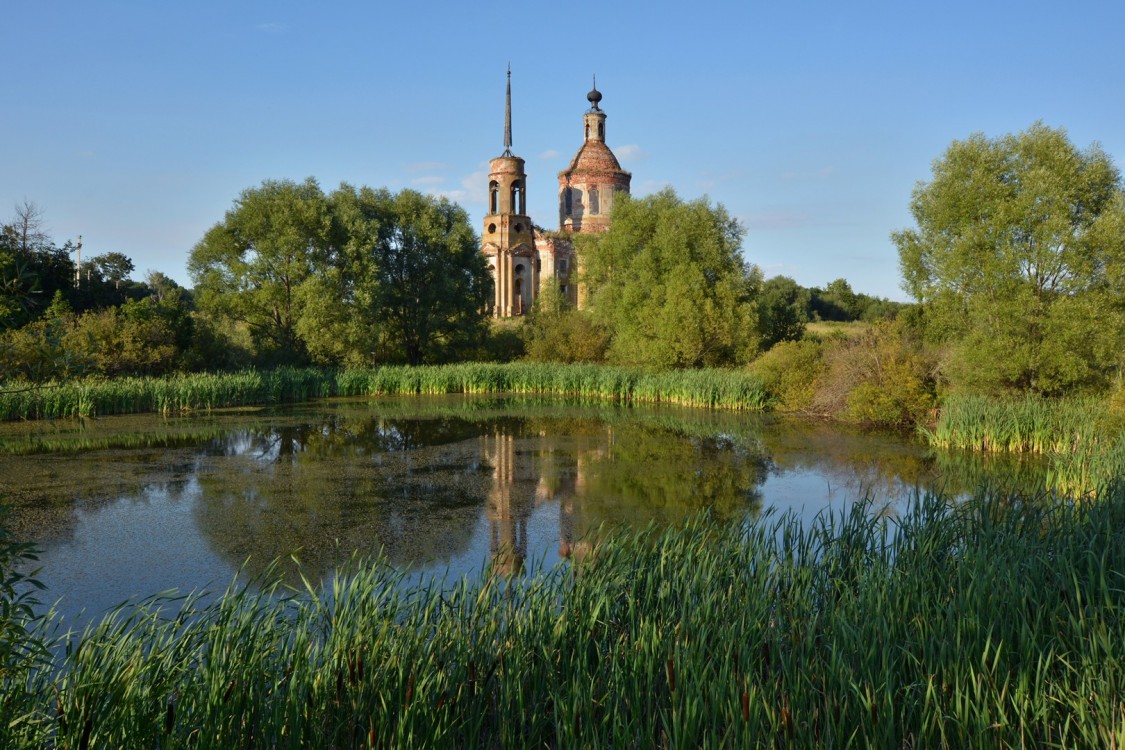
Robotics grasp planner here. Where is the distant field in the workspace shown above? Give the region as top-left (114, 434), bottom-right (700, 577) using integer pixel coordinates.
top-left (805, 320), bottom-right (870, 339)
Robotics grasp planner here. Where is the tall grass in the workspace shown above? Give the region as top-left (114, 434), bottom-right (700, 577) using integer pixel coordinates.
top-left (0, 364), bottom-right (771, 422)
top-left (925, 394), bottom-right (1125, 496)
top-left (2, 483), bottom-right (1123, 747)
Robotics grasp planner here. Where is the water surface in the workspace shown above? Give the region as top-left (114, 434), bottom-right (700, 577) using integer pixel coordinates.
top-left (0, 395), bottom-right (1050, 624)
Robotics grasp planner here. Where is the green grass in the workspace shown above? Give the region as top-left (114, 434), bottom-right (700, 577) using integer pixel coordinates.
top-left (0, 363), bottom-right (772, 422)
top-left (2, 483), bottom-right (1123, 748)
top-left (924, 393), bottom-right (1125, 496)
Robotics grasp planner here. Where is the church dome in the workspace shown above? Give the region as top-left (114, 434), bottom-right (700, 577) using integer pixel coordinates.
top-left (564, 140), bottom-right (624, 176)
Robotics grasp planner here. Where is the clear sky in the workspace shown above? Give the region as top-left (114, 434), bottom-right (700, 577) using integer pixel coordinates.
top-left (4, 1), bottom-right (1123, 300)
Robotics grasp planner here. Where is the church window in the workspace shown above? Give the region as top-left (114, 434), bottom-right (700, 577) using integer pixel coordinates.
top-left (564, 187), bottom-right (572, 215)
top-left (585, 124), bottom-right (590, 140)
top-left (589, 187), bottom-right (599, 215)
top-left (489, 181), bottom-right (499, 214)
top-left (560, 284), bottom-right (568, 296)
top-left (488, 223), bottom-right (496, 234)
top-left (598, 122), bottom-right (604, 139)
top-left (515, 223), bottom-right (523, 233)
top-left (557, 258), bottom-right (568, 275)
top-left (511, 181), bottom-right (525, 214)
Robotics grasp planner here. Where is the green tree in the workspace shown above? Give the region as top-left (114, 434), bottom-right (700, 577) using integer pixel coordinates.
top-left (188, 178), bottom-right (336, 366)
top-left (361, 189), bottom-right (491, 365)
top-left (523, 286), bottom-right (611, 363)
top-left (191, 180), bottom-right (491, 368)
top-left (92, 251), bottom-right (135, 290)
top-left (893, 123), bottom-right (1125, 394)
top-left (756, 275), bottom-right (810, 348)
top-left (582, 189), bottom-right (761, 368)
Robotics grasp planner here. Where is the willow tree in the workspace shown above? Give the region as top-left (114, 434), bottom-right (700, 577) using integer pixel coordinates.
top-left (188, 178), bottom-right (336, 366)
top-left (190, 179), bottom-right (490, 367)
top-left (894, 123), bottom-right (1125, 394)
top-left (581, 189), bottom-right (761, 369)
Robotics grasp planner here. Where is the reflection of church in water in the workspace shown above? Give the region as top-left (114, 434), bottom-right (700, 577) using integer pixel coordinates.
top-left (481, 427), bottom-right (607, 575)
top-left (482, 70), bottom-right (632, 316)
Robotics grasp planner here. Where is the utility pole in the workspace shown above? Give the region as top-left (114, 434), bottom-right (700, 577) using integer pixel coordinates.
top-left (73, 235), bottom-right (82, 287)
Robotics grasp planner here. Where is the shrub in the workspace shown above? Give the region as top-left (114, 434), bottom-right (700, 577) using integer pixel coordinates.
top-left (747, 339), bottom-right (825, 411)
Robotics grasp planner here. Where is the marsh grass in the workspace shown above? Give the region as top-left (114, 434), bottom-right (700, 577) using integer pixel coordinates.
top-left (926, 394), bottom-right (1125, 496)
top-left (0, 364), bottom-right (771, 422)
top-left (2, 483), bottom-right (1123, 748)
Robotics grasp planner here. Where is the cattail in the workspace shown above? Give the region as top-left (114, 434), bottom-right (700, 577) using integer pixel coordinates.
top-left (222, 678), bottom-right (238, 704)
top-left (741, 687), bottom-right (749, 722)
top-left (666, 658), bottom-right (675, 693)
top-left (406, 673), bottom-right (415, 708)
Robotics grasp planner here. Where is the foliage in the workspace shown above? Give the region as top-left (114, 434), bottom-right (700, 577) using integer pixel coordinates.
top-left (189, 180), bottom-right (492, 368)
top-left (1, 486), bottom-right (1124, 747)
top-left (189, 178), bottom-right (335, 366)
top-left (332, 186), bottom-right (492, 366)
top-left (749, 321), bottom-right (937, 425)
top-left (582, 189), bottom-right (762, 368)
top-left (0, 363), bottom-right (772, 422)
top-left (472, 320), bottom-right (525, 363)
top-left (521, 286), bottom-right (611, 363)
top-left (755, 275), bottom-right (809, 348)
top-left (894, 122), bottom-right (1125, 394)
top-left (746, 339), bottom-right (825, 411)
top-left (814, 321), bottom-right (937, 426)
top-left (0, 507), bottom-right (49, 688)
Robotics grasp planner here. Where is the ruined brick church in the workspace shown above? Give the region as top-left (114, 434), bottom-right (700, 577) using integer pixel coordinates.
top-left (482, 71), bottom-right (632, 317)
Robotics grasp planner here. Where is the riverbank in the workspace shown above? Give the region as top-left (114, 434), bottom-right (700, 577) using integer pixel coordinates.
top-left (3, 363), bottom-right (1122, 494)
top-left (2, 482), bottom-right (1122, 747)
top-left (0, 363), bottom-right (771, 421)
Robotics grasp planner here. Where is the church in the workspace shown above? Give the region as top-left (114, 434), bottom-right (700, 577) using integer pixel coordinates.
top-left (481, 71), bottom-right (632, 317)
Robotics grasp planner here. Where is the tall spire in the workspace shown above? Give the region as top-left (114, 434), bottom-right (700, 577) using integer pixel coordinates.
top-left (503, 65), bottom-right (513, 156)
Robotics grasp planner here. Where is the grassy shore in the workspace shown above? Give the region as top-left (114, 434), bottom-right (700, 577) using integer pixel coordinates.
top-left (0, 364), bottom-right (771, 422)
top-left (925, 393), bottom-right (1125, 497)
top-left (1, 483), bottom-right (1122, 748)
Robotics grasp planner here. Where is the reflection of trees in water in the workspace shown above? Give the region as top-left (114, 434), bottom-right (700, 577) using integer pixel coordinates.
top-left (756, 416), bottom-right (1051, 504)
top-left (2, 400), bottom-right (1060, 596)
top-left (566, 423), bottom-right (768, 534)
top-left (191, 414), bottom-right (494, 583)
top-left (0, 450), bottom-right (199, 542)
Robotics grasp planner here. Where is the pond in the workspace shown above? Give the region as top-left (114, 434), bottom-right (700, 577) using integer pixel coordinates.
top-left (0, 395), bottom-right (1052, 625)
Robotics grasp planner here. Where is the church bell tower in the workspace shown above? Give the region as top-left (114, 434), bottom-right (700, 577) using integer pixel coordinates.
top-left (481, 67), bottom-right (537, 317)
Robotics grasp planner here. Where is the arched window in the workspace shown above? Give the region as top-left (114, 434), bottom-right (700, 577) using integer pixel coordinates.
top-left (585, 124), bottom-right (590, 140)
top-left (511, 181), bottom-right (524, 214)
top-left (589, 187), bottom-right (600, 215)
top-left (564, 186), bottom-right (572, 215)
top-left (489, 181), bottom-right (499, 214)
top-left (598, 122), bottom-right (604, 139)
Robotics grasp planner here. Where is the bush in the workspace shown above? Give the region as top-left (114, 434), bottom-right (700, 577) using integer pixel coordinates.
top-left (747, 339), bottom-right (825, 411)
top-left (814, 321), bottom-right (937, 426)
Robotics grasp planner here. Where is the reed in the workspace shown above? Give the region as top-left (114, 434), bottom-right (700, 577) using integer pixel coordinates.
top-left (0, 364), bottom-right (771, 422)
top-left (2, 482), bottom-right (1123, 747)
top-left (924, 393), bottom-right (1125, 496)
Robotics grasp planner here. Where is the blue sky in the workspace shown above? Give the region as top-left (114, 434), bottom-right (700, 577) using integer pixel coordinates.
top-left (4, 1), bottom-right (1123, 300)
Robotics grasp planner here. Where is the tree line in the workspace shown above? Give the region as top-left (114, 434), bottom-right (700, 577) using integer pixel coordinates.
top-left (4, 122), bottom-right (1122, 418)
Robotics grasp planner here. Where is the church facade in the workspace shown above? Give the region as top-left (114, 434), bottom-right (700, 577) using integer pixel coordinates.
top-left (481, 72), bottom-right (631, 317)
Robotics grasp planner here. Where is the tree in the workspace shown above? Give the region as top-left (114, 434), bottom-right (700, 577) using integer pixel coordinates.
top-left (190, 179), bottom-right (492, 367)
top-left (92, 251), bottom-right (135, 290)
top-left (3, 200), bottom-right (50, 255)
top-left (756, 275), bottom-right (810, 348)
top-left (522, 285), bottom-right (611, 363)
top-left (189, 178), bottom-right (336, 366)
top-left (893, 123), bottom-right (1125, 394)
top-left (337, 187), bottom-right (491, 365)
top-left (582, 189), bottom-right (761, 368)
